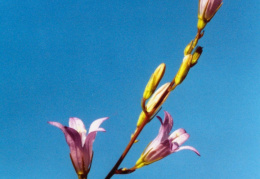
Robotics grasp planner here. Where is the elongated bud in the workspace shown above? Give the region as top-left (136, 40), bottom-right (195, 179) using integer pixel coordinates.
top-left (184, 40), bottom-right (193, 55)
top-left (137, 83), bottom-right (170, 127)
top-left (197, 0), bottom-right (223, 30)
top-left (191, 46), bottom-right (203, 67)
top-left (174, 55), bottom-right (192, 86)
top-left (143, 63), bottom-right (166, 100)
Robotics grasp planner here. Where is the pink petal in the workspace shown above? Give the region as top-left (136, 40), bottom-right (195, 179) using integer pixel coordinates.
top-left (48, 121), bottom-right (84, 173)
top-left (144, 140), bottom-right (172, 162)
top-left (170, 142), bottom-right (180, 152)
top-left (205, 0), bottom-right (223, 19)
top-left (176, 146), bottom-right (200, 156)
top-left (199, 0), bottom-right (208, 15)
top-left (82, 129), bottom-right (106, 171)
top-left (69, 117), bottom-right (87, 133)
top-left (156, 111), bottom-right (173, 143)
top-left (145, 112), bottom-right (173, 154)
top-left (89, 117), bottom-right (108, 133)
top-left (169, 128), bottom-right (186, 141)
top-left (69, 117), bottom-right (87, 145)
top-left (81, 117), bottom-right (108, 170)
top-left (172, 133), bottom-right (190, 146)
top-left (157, 116), bottom-right (163, 125)
top-left (82, 132), bottom-right (95, 171)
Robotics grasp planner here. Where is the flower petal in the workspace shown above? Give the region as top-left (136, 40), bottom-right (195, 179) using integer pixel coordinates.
top-left (169, 128), bottom-right (186, 141)
top-left (69, 117), bottom-right (87, 145)
top-left (82, 130), bottom-right (106, 171)
top-left (176, 146), bottom-right (200, 156)
top-left (170, 142), bottom-right (180, 152)
top-left (199, 0), bottom-right (208, 16)
top-left (81, 117), bottom-right (108, 171)
top-left (48, 121), bottom-right (84, 173)
top-left (156, 111), bottom-right (173, 142)
top-left (205, 0), bottom-right (223, 20)
top-left (69, 117), bottom-right (87, 133)
top-left (144, 140), bottom-right (172, 162)
top-left (89, 117), bottom-right (108, 133)
top-left (172, 133), bottom-right (190, 146)
top-left (144, 112), bottom-right (173, 154)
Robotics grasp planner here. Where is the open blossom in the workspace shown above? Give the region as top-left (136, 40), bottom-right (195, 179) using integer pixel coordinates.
top-left (48, 117), bottom-right (108, 178)
top-left (198, 0), bottom-right (223, 30)
top-left (135, 111), bottom-right (199, 169)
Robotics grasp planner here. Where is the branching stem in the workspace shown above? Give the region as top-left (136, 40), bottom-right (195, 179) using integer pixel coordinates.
top-left (105, 115), bottom-right (150, 179)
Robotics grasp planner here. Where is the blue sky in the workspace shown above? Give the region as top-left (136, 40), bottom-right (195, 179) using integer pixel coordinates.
top-left (0, 0), bottom-right (259, 178)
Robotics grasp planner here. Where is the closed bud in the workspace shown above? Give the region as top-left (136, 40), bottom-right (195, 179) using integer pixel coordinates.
top-left (174, 55), bottom-right (192, 86)
top-left (191, 46), bottom-right (203, 67)
top-left (184, 40), bottom-right (193, 55)
top-left (137, 83), bottom-right (170, 127)
top-left (143, 63), bottom-right (166, 100)
top-left (197, 0), bottom-right (223, 30)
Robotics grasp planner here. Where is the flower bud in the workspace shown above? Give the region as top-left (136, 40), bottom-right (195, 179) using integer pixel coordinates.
top-left (137, 83), bottom-right (170, 127)
top-left (184, 40), bottom-right (193, 55)
top-left (191, 46), bottom-right (203, 67)
top-left (197, 0), bottom-right (223, 30)
top-left (143, 63), bottom-right (166, 100)
top-left (174, 55), bottom-right (192, 86)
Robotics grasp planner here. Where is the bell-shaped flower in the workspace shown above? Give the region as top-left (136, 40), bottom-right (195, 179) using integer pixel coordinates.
top-left (197, 0), bottom-right (223, 30)
top-left (135, 111), bottom-right (199, 169)
top-left (48, 117), bottom-right (108, 178)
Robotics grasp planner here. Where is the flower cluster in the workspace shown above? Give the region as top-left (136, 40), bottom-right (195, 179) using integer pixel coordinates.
top-left (49, 0), bottom-right (223, 178)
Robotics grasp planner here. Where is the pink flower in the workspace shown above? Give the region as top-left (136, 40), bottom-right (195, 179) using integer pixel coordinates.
top-left (197, 0), bottom-right (223, 30)
top-left (135, 111), bottom-right (199, 168)
top-left (48, 117), bottom-right (108, 178)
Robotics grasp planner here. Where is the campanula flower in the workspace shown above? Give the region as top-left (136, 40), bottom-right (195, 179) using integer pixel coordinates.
top-left (135, 111), bottom-right (199, 169)
top-left (48, 117), bottom-right (108, 178)
top-left (197, 0), bottom-right (223, 30)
